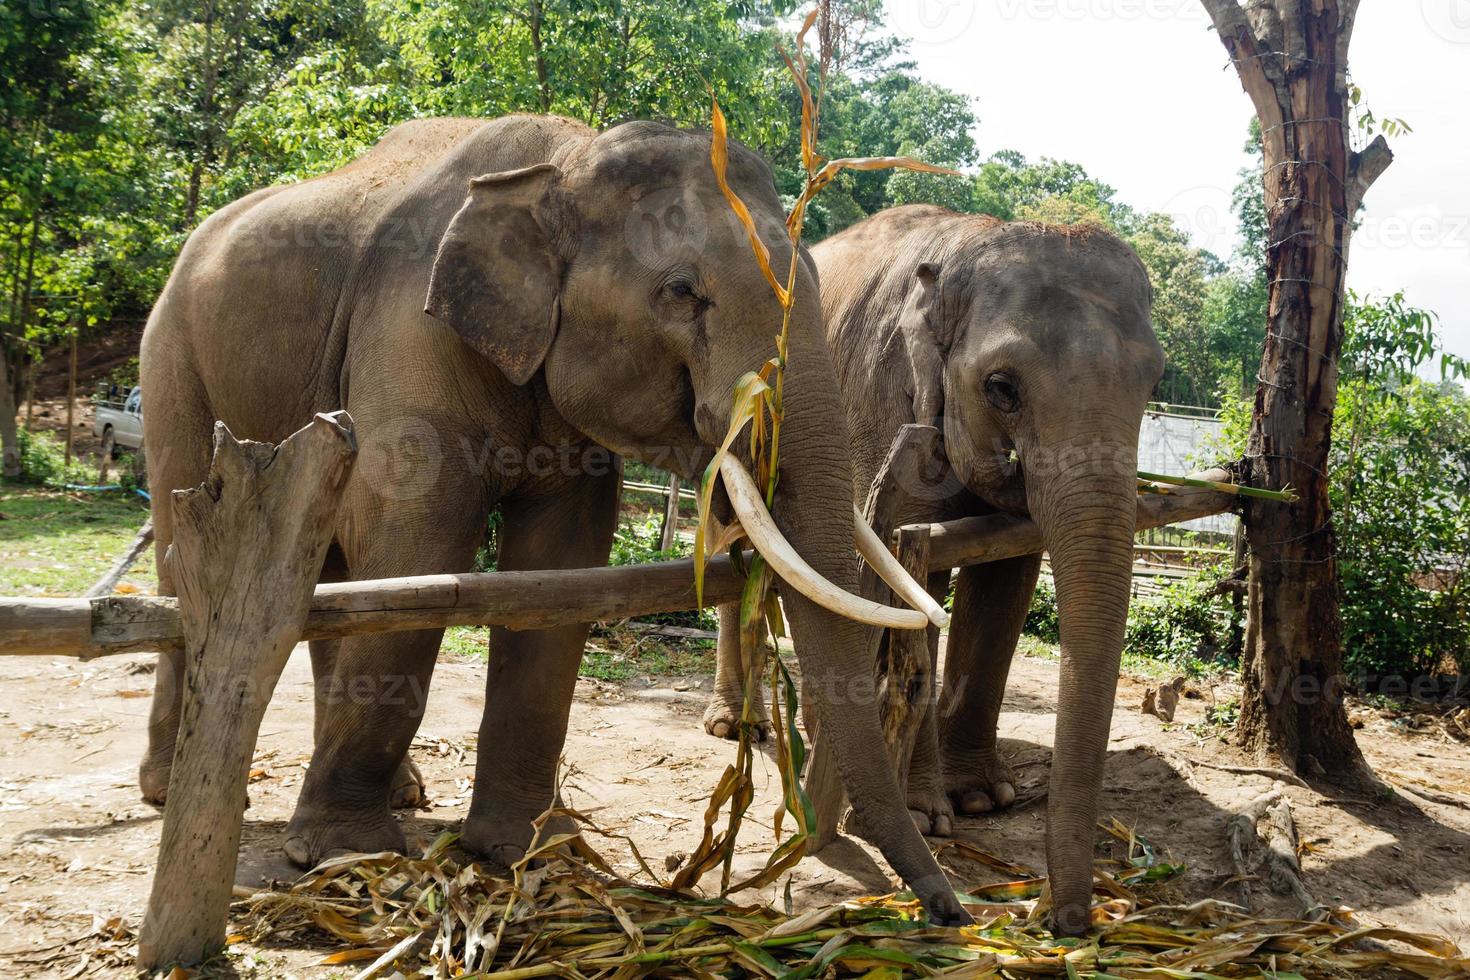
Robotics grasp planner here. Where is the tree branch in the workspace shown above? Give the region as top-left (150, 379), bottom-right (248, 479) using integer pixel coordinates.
top-left (1199, 0), bottom-right (1248, 33)
top-left (1200, 0), bottom-right (1286, 122)
top-left (1339, 0), bottom-right (1362, 44)
top-left (1348, 135), bottom-right (1393, 213)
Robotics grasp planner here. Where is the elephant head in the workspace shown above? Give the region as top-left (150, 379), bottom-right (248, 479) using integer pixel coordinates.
top-left (899, 219), bottom-right (1164, 933)
top-left (423, 121), bottom-right (965, 924)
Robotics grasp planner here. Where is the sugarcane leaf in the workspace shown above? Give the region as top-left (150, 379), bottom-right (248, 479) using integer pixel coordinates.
top-left (708, 95), bottom-right (788, 306)
top-left (694, 370), bottom-right (770, 604)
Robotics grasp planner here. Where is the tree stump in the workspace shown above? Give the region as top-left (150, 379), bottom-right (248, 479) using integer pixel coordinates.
top-left (136, 412), bottom-right (356, 970)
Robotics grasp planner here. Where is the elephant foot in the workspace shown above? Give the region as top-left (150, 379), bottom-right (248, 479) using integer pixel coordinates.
top-left (943, 746), bottom-right (1017, 815)
top-left (282, 804), bottom-right (405, 869)
top-left (701, 692), bottom-right (770, 742)
top-left (138, 751), bottom-right (172, 805)
top-left (390, 755), bottom-right (425, 808)
top-left (906, 769), bottom-right (956, 838)
top-left (461, 804), bottom-right (578, 872)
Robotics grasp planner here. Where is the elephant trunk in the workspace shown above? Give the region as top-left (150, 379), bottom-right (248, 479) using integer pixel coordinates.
top-left (763, 335), bottom-right (965, 925)
top-left (1027, 434), bottom-right (1138, 935)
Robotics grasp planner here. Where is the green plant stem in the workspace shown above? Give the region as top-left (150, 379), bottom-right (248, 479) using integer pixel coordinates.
top-left (475, 926), bottom-right (850, 978)
top-left (1136, 470), bottom-right (1298, 504)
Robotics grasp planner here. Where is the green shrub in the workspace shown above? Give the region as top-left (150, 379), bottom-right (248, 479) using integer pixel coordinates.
top-left (1023, 579), bottom-right (1060, 644)
top-left (1123, 568), bottom-right (1231, 674)
top-left (107, 357), bottom-right (140, 390)
top-left (610, 516), bottom-right (715, 632)
top-left (9, 429), bottom-right (96, 487)
top-left (1332, 377), bottom-right (1470, 676)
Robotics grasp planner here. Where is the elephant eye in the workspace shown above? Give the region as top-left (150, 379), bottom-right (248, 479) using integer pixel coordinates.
top-left (663, 277), bottom-right (705, 304)
top-left (984, 372), bottom-right (1021, 413)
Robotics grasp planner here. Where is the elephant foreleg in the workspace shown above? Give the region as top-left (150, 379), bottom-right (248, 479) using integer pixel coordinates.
top-left (701, 601), bottom-right (772, 741)
top-left (461, 471), bottom-right (619, 869)
top-left (282, 473), bottom-right (489, 868)
top-left (310, 638), bottom-right (424, 808)
top-left (936, 553), bottom-right (1042, 814)
top-left (309, 545), bottom-right (424, 809)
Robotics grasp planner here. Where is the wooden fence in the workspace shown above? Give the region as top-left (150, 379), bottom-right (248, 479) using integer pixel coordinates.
top-left (0, 414), bottom-right (1237, 969)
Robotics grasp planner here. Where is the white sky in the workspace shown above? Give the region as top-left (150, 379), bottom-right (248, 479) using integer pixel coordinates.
top-left (882, 0), bottom-right (1470, 362)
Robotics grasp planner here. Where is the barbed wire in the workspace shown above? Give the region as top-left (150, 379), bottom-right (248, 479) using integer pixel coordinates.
top-left (1260, 116), bottom-right (1349, 138)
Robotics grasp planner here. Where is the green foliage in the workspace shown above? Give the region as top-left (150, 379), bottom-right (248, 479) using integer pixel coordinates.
top-left (1199, 293), bottom-right (1470, 678)
top-left (610, 515), bottom-right (715, 631)
top-left (1332, 293), bottom-right (1469, 676)
top-left (1022, 578), bottom-right (1059, 645)
top-left (8, 429), bottom-right (96, 488)
top-left (1333, 383), bottom-right (1470, 675)
top-left (107, 357), bottom-right (140, 390)
top-left (1123, 569), bottom-right (1231, 674)
top-left (1024, 565), bottom-right (1238, 676)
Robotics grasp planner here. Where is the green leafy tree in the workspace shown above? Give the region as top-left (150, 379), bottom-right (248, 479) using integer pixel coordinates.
top-left (1333, 294), bottom-right (1470, 676)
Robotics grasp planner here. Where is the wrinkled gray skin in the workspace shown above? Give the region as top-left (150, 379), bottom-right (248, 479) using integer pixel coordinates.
top-left (705, 205), bottom-right (1164, 934)
top-left (138, 116), bottom-right (968, 925)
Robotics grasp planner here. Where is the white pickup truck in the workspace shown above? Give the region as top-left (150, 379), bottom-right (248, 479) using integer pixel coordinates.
top-left (93, 384), bottom-right (144, 458)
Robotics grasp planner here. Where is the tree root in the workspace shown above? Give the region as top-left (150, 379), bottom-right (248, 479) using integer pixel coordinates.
top-left (1188, 757), bottom-right (1310, 789)
top-left (1224, 780), bottom-right (1325, 920)
top-left (1153, 747), bottom-right (1310, 790)
top-left (1393, 782), bottom-right (1470, 813)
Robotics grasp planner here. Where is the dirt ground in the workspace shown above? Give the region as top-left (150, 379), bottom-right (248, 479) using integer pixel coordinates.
top-left (1, 642), bottom-right (1467, 978)
top-left (24, 396), bottom-right (104, 452)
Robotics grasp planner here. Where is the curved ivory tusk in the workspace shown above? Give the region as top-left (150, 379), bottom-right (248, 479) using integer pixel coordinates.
top-left (852, 505), bottom-right (950, 629)
top-left (719, 456), bottom-right (929, 631)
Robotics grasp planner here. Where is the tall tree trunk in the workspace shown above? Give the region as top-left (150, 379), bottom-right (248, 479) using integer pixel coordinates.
top-left (184, 0), bottom-right (219, 228)
top-left (1200, 0), bottom-right (1390, 778)
top-left (2, 212), bottom-right (41, 478)
top-left (0, 353), bottom-right (17, 478)
top-left (528, 0), bottom-right (551, 114)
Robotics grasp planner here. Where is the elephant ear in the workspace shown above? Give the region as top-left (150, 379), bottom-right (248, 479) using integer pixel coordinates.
top-left (425, 164), bottom-right (565, 386)
top-left (899, 261), bottom-right (949, 425)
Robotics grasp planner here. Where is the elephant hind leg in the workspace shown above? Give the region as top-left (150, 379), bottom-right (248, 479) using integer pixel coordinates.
top-left (137, 369), bottom-right (216, 805)
top-left (701, 601), bottom-right (771, 741)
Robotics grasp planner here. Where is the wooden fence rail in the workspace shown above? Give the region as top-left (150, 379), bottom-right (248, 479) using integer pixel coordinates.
top-left (0, 476), bottom-right (1236, 660)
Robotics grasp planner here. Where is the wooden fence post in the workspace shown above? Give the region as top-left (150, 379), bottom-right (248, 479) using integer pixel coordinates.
top-left (136, 412), bottom-right (356, 970)
top-left (64, 332), bottom-right (76, 465)
top-left (659, 471), bottom-right (682, 553)
top-left (880, 524), bottom-right (935, 788)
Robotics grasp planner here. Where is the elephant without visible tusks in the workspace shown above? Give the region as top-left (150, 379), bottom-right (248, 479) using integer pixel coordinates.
top-left (138, 116), bottom-right (969, 925)
top-left (705, 204), bottom-right (1165, 935)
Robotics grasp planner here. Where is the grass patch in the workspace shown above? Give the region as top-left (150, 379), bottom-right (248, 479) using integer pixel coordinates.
top-left (0, 484), bottom-right (713, 682)
top-left (0, 485), bottom-right (155, 597)
top-left (441, 622), bottom-right (716, 681)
